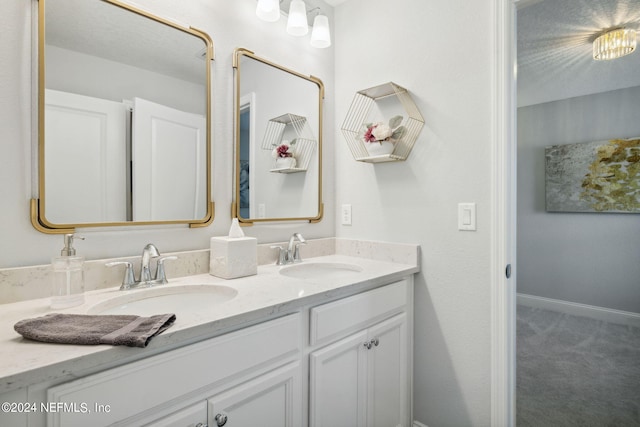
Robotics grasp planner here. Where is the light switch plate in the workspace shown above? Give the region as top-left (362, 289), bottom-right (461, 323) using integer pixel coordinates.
top-left (458, 203), bottom-right (476, 231)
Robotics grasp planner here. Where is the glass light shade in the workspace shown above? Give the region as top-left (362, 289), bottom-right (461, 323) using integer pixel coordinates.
top-left (256, 0), bottom-right (281, 22)
top-left (287, 0), bottom-right (308, 37)
top-left (310, 14), bottom-right (331, 48)
top-left (593, 28), bottom-right (637, 60)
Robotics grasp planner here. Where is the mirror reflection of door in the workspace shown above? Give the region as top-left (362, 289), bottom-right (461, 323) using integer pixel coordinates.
top-left (44, 91), bottom-right (206, 222)
top-left (239, 93), bottom-right (256, 219)
top-left (44, 89), bottom-right (127, 223)
top-left (132, 98), bottom-right (206, 221)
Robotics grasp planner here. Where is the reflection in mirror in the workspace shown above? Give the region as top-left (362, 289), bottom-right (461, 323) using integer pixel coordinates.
top-left (233, 49), bottom-right (324, 223)
top-left (34, 0), bottom-right (214, 232)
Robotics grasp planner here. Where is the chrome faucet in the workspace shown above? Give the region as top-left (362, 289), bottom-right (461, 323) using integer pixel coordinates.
top-left (271, 233), bottom-right (307, 265)
top-left (140, 243), bottom-right (160, 282)
top-left (287, 233), bottom-right (306, 262)
top-left (107, 243), bottom-right (176, 290)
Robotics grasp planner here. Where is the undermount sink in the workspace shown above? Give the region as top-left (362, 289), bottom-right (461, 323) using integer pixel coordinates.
top-left (279, 262), bottom-right (364, 281)
top-left (88, 284), bottom-right (238, 316)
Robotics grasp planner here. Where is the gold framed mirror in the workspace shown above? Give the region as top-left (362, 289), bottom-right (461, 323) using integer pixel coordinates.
top-left (233, 48), bottom-right (324, 224)
top-left (32, 0), bottom-right (214, 233)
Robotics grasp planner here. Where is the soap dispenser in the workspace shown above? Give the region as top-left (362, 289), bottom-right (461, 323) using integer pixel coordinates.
top-left (51, 234), bottom-right (85, 309)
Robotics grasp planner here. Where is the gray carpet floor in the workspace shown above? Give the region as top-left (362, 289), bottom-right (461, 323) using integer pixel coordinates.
top-left (517, 305), bottom-right (640, 426)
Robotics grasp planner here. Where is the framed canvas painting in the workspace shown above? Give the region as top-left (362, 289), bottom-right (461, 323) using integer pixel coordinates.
top-left (545, 137), bottom-right (640, 213)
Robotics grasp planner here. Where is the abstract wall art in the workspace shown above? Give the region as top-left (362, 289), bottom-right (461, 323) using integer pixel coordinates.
top-left (545, 137), bottom-right (640, 213)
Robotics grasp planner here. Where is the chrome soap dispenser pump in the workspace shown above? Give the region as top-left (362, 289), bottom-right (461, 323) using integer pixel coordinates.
top-left (50, 234), bottom-right (85, 309)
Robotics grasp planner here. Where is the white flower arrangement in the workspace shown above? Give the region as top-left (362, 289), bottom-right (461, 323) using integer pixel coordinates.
top-left (362, 115), bottom-right (406, 144)
top-left (272, 140), bottom-right (294, 159)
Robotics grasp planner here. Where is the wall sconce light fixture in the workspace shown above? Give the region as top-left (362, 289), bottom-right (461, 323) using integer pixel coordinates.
top-left (310, 14), bottom-right (331, 48)
top-left (287, 0), bottom-right (309, 36)
top-left (256, 0), bottom-right (281, 22)
top-left (256, 0), bottom-right (331, 48)
top-left (593, 27), bottom-right (637, 60)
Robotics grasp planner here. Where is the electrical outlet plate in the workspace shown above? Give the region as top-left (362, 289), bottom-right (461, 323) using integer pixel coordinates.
top-left (341, 204), bottom-right (352, 225)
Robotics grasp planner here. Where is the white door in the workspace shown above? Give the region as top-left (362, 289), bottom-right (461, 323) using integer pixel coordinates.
top-left (44, 89), bottom-right (127, 223)
top-left (367, 314), bottom-right (408, 427)
top-left (207, 363), bottom-right (301, 427)
top-left (309, 330), bottom-right (368, 427)
top-left (132, 98), bottom-right (206, 221)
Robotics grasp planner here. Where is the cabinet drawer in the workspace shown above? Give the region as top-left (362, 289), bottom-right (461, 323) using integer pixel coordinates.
top-left (47, 313), bottom-right (301, 427)
top-left (310, 280), bottom-right (407, 346)
top-left (141, 401), bottom-right (207, 426)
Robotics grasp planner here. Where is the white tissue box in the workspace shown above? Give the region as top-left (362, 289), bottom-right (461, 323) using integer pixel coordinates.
top-left (209, 236), bottom-right (257, 279)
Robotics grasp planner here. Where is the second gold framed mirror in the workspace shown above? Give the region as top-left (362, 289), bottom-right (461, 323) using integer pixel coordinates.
top-left (233, 48), bottom-right (324, 224)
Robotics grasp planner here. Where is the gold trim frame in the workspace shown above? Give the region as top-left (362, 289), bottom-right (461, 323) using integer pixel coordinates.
top-left (33, 0), bottom-right (215, 233)
top-left (232, 48), bottom-right (324, 224)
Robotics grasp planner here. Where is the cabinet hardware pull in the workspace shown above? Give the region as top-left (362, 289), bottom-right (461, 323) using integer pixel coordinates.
top-left (364, 338), bottom-right (381, 349)
top-left (195, 423), bottom-right (208, 427)
top-left (215, 413), bottom-right (228, 427)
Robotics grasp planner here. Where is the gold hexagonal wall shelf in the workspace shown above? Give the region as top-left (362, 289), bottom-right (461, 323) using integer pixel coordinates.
top-left (341, 82), bottom-right (424, 163)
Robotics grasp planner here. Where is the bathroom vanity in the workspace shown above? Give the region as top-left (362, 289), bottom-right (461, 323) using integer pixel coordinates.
top-left (0, 244), bottom-right (418, 427)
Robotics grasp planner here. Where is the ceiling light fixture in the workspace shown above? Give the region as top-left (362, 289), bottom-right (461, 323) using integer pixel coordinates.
top-left (593, 28), bottom-right (637, 60)
top-left (255, 0), bottom-right (331, 49)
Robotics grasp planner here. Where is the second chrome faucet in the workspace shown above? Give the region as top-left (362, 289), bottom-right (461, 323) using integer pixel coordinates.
top-left (271, 233), bottom-right (306, 265)
top-left (107, 243), bottom-right (176, 290)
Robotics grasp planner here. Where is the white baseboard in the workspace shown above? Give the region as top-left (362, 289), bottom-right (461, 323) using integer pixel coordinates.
top-left (517, 293), bottom-right (640, 328)
top-left (413, 421), bottom-right (428, 427)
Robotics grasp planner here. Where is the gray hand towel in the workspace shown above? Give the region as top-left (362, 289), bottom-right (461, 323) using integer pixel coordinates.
top-left (14, 313), bottom-right (176, 348)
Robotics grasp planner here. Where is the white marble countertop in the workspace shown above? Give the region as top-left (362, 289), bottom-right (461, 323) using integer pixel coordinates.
top-left (0, 254), bottom-right (418, 394)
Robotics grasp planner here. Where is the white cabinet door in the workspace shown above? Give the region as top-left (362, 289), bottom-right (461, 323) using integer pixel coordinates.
top-left (367, 314), bottom-right (408, 427)
top-left (47, 314), bottom-right (300, 427)
top-left (310, 314), bottom-right (409, 427)
top-left (309, 330), bottom-right (368, 427)
top-left (208, 362), bottom-right (301, 427)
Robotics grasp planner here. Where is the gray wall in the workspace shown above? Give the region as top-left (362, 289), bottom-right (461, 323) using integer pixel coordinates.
top-left (517, 85), bottom-right (640, 313)
top-left (334, 0), bottom-right (495, 424)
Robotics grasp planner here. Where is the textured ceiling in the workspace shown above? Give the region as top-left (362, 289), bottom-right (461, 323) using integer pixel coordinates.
top-left (517, 0), bottom-right (640, 107)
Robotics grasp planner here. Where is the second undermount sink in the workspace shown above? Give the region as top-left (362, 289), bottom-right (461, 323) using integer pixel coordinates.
top-left (88, 284), bottom-right (238, 316)
top-left (279, 262), bottom-right (364, 281)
